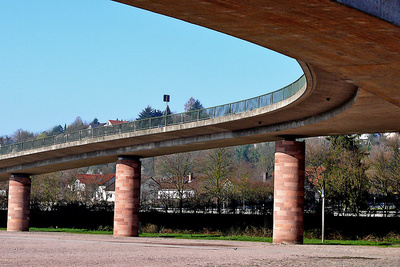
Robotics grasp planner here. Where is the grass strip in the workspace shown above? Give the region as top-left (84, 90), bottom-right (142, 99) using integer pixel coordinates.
top-left (29, 227), bottom-right (113, 235)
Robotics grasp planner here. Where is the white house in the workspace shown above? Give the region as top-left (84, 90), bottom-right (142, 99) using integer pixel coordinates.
top-left (74, 174), bottom-right (116, 202)
top-left (0, 189), bottom-right (6, 197)
top-left (156, 173), bottom-right (197, 200)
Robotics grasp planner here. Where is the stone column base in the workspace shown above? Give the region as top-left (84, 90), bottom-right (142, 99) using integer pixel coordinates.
top-left (7, 174), bottom-right (31, 232)
top-left (273, 140), bottom-right (305, 244)
top-left (114, 156), bottom-right (141, 237)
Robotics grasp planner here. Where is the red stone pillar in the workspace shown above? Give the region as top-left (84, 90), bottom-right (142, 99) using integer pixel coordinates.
top-left (7, 174), bottom-right (31, 232)
top-left (114, 156), bottom-right (141, 237)
top-left (273, 140), bottom-right (305, 244)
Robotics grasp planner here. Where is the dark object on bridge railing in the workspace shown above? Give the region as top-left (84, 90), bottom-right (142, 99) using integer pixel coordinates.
top-left (0, 75), bottom-right (306, 156)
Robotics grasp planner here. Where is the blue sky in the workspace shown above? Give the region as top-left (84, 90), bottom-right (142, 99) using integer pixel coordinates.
top-left (0, 0), bottom-right (302, 137)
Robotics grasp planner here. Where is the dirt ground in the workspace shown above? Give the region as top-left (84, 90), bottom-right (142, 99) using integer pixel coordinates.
top-left (0, 231), bottom-right (399, 266)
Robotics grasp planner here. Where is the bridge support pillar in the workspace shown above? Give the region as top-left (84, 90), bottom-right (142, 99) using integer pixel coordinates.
top-left (273, 140), bottom-right (305, 244)
top-left (7, 174), bottom-right (31, 232)
top-left (114, 156), bottom-right (141, 237)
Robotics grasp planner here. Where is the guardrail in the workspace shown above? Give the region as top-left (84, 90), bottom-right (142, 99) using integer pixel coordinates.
top-left (0, 75), bottom-right (306, 155)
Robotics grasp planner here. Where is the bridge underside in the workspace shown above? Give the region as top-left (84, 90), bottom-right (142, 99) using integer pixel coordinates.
top-left (4, 0), bottom-right (400, 245)
top-left (2, 0), bottom-right (400, 178)
top-left (114, 0), bottom-right (400, 130)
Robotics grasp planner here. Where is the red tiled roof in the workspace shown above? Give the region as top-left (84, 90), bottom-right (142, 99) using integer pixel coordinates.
top-left (76, 173), bottom-right (115, 185)
top-left (107, 120), bottom-right (128, 125)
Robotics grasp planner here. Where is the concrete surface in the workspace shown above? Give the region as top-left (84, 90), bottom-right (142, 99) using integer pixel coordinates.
top-left (0, 231), bottom-right (399, 266)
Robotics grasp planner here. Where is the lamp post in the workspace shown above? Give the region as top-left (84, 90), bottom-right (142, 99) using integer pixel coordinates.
top-left (163, 94), bottom-right (170, 127)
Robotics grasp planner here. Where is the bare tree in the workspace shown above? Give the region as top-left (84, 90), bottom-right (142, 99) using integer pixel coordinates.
top-left (156, 153), bottom-right (194, 214)
top-left (250, 143), bottom-right (275, 180)
top-left (200, 148), bottom-right (233, 214)
top-left (324, 135), bottom-right (369, 215)
top-left (11, 129), bottom-right (35, 143)
top-left (305, 137), bottom-right (329, 200)
top-left (65, 116), bottom-right (87, 133)
top-left (31, 170), bottom-right (79, 210)
top-left (367, 135), bottom-right (400, 215)
top-left (232, 162), bottom-right (254, 211)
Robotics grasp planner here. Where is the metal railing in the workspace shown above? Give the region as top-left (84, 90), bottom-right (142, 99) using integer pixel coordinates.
top-left (0, 75), bottom-right (306, 156)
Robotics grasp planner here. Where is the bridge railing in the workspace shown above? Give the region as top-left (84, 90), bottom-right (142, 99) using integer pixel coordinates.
top-left (0, 75), bottom-right (306, 155)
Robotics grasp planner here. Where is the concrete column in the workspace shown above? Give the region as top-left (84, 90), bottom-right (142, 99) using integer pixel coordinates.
top-left (273, 140), bottom-right (305, 244)
top-left (114, 156), bottom-right (141, 237)
top-left (7, 174), bottom-right (31, 232)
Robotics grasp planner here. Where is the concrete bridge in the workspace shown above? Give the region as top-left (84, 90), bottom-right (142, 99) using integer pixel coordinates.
top-left (2, 0), bottom-right (400, 244)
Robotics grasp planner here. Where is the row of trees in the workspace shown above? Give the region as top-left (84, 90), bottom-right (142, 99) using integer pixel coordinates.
top-left (1, 133), bottom-right (400, 216)
top-left (0, 116), bottom-right (96, 146)
top-left (141, 133), bottom-right (400, 217)
top-left (306, 134), bottom-right (400, 216)
top-left (0, 143), bottom-right (274, 214)
top-left (136, 97), bottom-right (203, 120)
top-left (0, 97), bottom-right (204, 146)
top-left (150, 147), bottom-right (273, 215)
top-left (143, 133), bottom-right (400, 217)
top-left (2, 95), bottom-right (400, 217)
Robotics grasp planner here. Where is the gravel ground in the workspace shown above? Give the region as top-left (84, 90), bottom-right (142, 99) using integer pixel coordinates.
top-left (0, 231), bottom-right (399, 266)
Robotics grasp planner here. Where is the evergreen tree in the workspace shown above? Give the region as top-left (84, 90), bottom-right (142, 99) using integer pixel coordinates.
top-left (91, 118), bottom-right (99, 125)
top-left (51, 125), bottom-right (64, 135)
top-left (235, 145), bottom-right (251, 162)
top-left (137, 106), bottom-right (164, 120)
top-left (153, 109), bottom-right (164, 117)
top-left (191, 100), bottom-right (204, 111)
top-left (164, 105), bottom-right (172, 116)
top-left (137, 106), bottom-right (154, 120)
